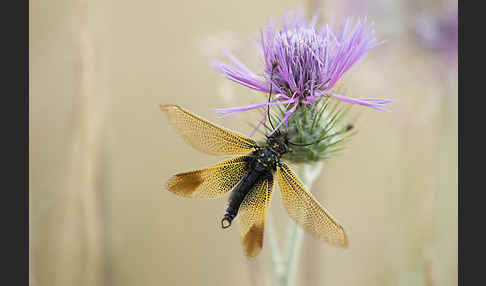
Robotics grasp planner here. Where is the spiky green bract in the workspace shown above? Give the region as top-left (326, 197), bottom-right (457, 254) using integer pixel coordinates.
top-left (270, 98), bottom-right (355, 163)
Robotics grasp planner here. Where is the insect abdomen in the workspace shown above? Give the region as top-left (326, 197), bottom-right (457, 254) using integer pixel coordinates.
top-left (221, 168), bottom-right (263, 228)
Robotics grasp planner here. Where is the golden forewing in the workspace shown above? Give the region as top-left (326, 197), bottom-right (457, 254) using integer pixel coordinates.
top-left (160, 104), bottom-right (258, 155)
top-left (166, 155), bottom-right (251, 199)
top-left (238, 176), bottom-right (274, 258)
top-left (276, 163), bottom-right (348, 247)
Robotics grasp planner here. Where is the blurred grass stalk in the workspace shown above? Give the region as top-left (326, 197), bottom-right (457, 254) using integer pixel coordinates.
top-left (29, 188), bottom-right (37, 286)
top-left (50, 0), bottom-right (107, 285)
top-left (386, 70), bottom-right (456, 286)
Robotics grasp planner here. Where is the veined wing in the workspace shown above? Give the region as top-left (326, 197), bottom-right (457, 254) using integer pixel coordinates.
top-left (166, 155), bottom-right (251, 199)
top-left (237, 175), bottom-right (274, 258)
top-left (276, 163), bottom-right (348, 247)
top-left (160, 104), bottom-right (258, 155)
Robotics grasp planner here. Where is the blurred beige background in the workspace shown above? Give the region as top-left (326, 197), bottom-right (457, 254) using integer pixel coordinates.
top-left (30, 0), bottom-right (457, 285)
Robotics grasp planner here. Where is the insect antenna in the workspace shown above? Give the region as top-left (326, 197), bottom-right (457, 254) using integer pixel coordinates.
top-left (266, 61), bottom-right (279, 132)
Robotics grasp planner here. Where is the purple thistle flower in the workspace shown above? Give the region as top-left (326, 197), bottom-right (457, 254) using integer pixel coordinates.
top-left (213, 11), bottom-right (390, 133)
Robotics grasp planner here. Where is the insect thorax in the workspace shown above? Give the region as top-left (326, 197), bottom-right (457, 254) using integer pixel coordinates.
top-left (265, 132), bottom-right (289, 156)
top-left (254, 135), bottom-right (288, 171)
top-left (254, 148), bottom-right (280, 171)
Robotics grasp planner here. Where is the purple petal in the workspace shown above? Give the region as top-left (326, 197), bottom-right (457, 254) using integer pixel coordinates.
top-left (212, 62), bottom-right (269, 92)
top-left (214, 98), bottom-right (294, 117)
top-left (327, 92), bottom-right (390, 111)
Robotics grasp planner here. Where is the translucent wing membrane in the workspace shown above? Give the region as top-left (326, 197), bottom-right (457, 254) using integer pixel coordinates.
top-left (276, 163), bottom-right (348, 247)
top-left (167, 155), bottom-right (251, 199)
top-left (238, 176), bottom-right (274, 257)
top-left (160, 104), bottom-right (258, 155)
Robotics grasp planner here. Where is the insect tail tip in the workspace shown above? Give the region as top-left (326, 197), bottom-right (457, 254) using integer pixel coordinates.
top-left (221, 217), bottom-right (232, 229)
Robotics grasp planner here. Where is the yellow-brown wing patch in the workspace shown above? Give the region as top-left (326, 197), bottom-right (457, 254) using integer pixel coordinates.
top-left (167, 155), bottom-right (250, 199)
top-left (160, 104), bottom-right (257, 155)
top-left (238, 176), bottom-right (274, 258)
top-left (276, 163), bottom-right (348, 247)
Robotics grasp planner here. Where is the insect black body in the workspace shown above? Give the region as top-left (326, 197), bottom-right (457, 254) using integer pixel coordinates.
top-left (221, 132), bottom-right (289, 228)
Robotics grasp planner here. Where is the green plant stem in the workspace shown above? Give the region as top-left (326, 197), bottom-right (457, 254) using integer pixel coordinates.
top-left (269, 162), bottom-right (324, 286)
top-left (267, 214), bottom-right (285, 284)
top-left (283, 222), bottom-right (304, 286)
